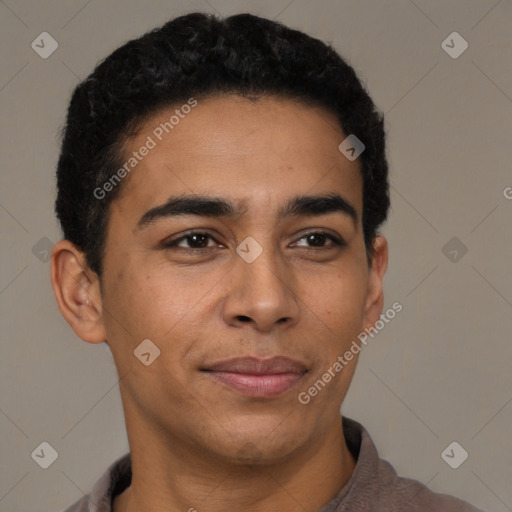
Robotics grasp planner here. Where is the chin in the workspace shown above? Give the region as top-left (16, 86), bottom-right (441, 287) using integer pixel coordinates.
top-left (214, 420), bottom-right (307, 464)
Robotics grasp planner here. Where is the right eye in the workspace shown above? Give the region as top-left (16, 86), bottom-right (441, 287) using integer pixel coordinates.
top-left (162, 231), bottom-right (222, 251)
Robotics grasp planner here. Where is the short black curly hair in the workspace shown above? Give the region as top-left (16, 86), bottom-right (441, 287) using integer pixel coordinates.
top-left (55, 12), bottom-right (389, 277)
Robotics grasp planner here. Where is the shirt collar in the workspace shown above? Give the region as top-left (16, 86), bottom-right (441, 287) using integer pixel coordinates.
top-left (85, 415), bottom-right (373, 511)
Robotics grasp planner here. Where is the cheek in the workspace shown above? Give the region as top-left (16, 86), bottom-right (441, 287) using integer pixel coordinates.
top-left (103, 263), bottom-right (214, 356)
top-left (105, 272), bottom-right (174, 335)
top-left (304, 264), bottom-right (367, 335)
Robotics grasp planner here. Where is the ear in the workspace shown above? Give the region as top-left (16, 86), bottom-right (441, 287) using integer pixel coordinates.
top-left (50, 239), bottom-right (107, 344)
top-left (362, 235), bottom-right (388, 331)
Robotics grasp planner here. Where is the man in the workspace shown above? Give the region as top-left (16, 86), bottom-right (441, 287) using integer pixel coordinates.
top-left (50, 12), bottom-right (483, 512)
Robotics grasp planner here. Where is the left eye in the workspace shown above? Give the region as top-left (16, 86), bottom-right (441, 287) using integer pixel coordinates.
top-left (294, 232), bottom-right (345, 249)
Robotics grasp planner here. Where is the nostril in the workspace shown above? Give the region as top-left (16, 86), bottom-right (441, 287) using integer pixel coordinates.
top-left (237, 316), bottom-right (251, 323)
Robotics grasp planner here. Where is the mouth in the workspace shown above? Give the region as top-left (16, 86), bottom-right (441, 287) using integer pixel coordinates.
top-left (200, 356), bottom-right (308, 398)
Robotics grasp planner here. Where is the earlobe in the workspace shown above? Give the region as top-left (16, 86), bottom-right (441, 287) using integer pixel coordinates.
top-left (362, 235), bottom-right (388, 330)
top-left (50, 239), bottom-right (107, 344)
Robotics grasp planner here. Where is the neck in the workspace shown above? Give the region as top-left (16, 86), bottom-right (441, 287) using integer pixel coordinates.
top-left (114, 415), bottom-right (356, 512)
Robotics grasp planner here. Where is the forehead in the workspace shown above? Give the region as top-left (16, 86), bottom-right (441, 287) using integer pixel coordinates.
top-left (111, 94), bottom-right (363, 222)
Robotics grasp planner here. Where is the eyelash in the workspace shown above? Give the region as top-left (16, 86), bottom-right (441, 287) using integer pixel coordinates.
top-left (162, 230), bottom-right (345, 252)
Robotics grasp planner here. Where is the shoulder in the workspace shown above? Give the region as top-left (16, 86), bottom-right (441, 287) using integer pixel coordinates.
top-left (57, 452), bottom-right (131, 512)
top-left (337, 417), bottom-right (484, 511)
top-left (377, 457), bottom-right (484, 511)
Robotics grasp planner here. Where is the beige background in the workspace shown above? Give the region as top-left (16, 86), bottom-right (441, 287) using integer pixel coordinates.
top-left (1, 1), bottom-right (511, 511)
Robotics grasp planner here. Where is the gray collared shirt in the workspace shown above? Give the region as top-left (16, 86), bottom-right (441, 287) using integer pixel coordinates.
top-left (61, 416), bottom-right (484, 512)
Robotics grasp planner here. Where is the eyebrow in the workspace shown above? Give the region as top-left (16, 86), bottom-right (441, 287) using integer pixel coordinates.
top-left (135, 193), bottom-right (358, 230)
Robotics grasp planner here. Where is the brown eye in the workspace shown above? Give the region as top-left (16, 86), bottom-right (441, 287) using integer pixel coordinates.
top-left (163, 232), bottom-right (219, 250)
top-left (294, 231), bottom-right (345, 249)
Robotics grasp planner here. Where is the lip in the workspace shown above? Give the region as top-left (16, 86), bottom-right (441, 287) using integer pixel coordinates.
top-left (201, 356), bottom-right (308, 398)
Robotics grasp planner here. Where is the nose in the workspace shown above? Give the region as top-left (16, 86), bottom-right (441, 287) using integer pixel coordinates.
top-left (221, 242), bottom-right (300, 333)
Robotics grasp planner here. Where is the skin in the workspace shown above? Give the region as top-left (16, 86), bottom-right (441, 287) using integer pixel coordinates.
top-left (51, 94), bottom-right (388, 512)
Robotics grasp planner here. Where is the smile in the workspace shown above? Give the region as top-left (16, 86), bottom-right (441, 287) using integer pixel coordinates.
top-left (201, 356), bottom-right (308, 398)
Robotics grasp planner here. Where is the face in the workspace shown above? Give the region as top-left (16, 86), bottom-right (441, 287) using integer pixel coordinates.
top-left (55, 94), bottom-right (387, 464)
